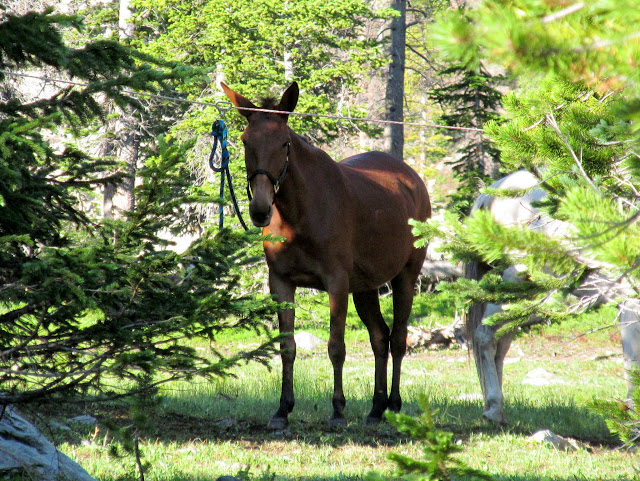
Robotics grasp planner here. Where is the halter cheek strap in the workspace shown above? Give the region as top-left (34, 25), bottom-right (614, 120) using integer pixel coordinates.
top-left (246, 143), bottom-right (290, 201)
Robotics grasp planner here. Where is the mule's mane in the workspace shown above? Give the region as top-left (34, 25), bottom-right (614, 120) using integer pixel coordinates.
top-left (259, 97), bottom-right (279, 109)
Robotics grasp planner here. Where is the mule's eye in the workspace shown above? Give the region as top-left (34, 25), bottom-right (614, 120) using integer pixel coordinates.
top-left (283, 142), bottom-right (289, 148)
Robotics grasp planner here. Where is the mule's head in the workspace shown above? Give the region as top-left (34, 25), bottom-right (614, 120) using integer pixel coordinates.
top-left (221, 82), bottom-right (299, 227)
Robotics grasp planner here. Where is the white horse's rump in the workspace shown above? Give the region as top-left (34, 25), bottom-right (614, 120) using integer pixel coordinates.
top-left (467, 170), bottom-right (640, 424)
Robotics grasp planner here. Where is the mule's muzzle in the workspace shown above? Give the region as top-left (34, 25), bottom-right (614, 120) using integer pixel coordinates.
top-left (249, 198), bottom-right (273, 227)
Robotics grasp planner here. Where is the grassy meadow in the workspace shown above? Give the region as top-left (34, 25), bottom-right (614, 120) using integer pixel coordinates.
top-left (50, 291), bottom-right (637, 481)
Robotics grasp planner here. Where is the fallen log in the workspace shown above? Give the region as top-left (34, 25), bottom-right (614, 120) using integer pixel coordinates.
top-left (407, 317), bottom-right (467, 350)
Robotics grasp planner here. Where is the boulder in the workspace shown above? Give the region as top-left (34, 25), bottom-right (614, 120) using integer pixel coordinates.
top-left (420, 260), bottom-right (462, 283)
top-left (0, 406), bottom-right (95, 481)
top-left (522, 368), bottom-right (567, 386)
top-left (294, 331), bottom-right (326, 351)
top-left (531, 429), bottom-right (589, 452)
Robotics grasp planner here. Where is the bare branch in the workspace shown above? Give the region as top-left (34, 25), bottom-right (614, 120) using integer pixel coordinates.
top-left (541, 2), bottom-right (585, 24)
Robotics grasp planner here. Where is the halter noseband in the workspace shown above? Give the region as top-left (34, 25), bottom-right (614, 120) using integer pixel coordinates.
top-left (246, 143), bottom-right (290, 201)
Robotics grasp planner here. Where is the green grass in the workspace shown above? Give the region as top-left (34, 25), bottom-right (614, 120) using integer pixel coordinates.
top-left (47, 293), bottom-right (637, 481)
top-left (219, 289), bottom-right (455, 345)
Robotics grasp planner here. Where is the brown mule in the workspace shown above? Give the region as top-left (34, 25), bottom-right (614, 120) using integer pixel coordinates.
top-left (221, 82), bottom-right (431, 428)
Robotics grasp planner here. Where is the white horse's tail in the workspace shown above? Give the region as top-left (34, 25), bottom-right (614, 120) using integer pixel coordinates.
top-left (464, 258), bottom-right (494, 402)
top-left (464, 259), bottom-right (492, 343)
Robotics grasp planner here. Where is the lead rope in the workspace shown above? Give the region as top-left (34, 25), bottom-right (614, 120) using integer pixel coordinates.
top-left (208, 120), bottom-right (249, 231)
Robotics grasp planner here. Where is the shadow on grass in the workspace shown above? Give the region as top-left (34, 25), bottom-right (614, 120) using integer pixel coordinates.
top-left (86, 391), bottom-right (617, 449)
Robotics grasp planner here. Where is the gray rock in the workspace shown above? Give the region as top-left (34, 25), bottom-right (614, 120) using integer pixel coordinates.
top-left (49, 420), bottom-right (72, 432)
top-left (294, 331), bottom-right (326, 351)
top-left (420, 259), bottom-right (462, 283)
top-left (67, 415), bottom-right (97, 426)
top-left (522, 368), bottom-right (567, 386)
top-left (0, 406), bottom-right (96, 481)
top-left (531, 429), bottom-right (588, 452)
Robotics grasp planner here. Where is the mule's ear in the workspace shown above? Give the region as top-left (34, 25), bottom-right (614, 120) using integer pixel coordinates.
top-left (221, 82), bottom-right (257, 119)
top-left (276, 82), bottom-right (299, 117)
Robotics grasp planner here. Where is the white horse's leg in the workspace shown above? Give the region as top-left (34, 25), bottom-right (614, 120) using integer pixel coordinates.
top-left (473, 265), bottom-right (526, 424)
top-left (495, 330), bottom-right (515, 391)
top-left (473, 303), bottom-right (508, 424)
top-left (619, 298), bottom-right (640, 402)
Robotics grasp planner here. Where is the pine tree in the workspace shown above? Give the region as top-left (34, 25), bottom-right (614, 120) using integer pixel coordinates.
top-left (69, 0), bottom-right (210, 222)
top-left (368, 395), bottom-right (493, 481)
top-left (419, 0), bottom-right (640, 323)
top-left (427, 61), bottom-right (505, 213)
top-left (0, 9), bottom-right (279, 407)
top-left (414, 0), bottom-right (640, 444)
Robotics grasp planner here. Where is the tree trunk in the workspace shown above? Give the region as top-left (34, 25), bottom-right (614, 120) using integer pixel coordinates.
top-left (284, 1), bottom-right (294, 82)
top-left (116, 124), bottom-right (138, 213)
top-left (103, 0), bottom-right (138, 218)
top-left (119, 0), bottom-right (135, 39)
top-left (384, 0), bottom-right (406, 161)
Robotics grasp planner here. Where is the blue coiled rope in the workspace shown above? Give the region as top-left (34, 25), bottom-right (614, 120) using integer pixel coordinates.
top-left (209, 120), bottom-right (249, 231)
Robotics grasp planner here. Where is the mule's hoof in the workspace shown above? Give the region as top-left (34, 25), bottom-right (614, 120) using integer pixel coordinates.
top-left (365, 415), bottom-right (383, 425)
top-left (267, 416), bottom-right (289, 430)
top-left (329, 416), bottom-right (347, 428)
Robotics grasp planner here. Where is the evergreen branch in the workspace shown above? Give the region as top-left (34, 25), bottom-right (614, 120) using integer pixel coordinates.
top-left (570, 318), bottom-right (622, 343)
top-left (614, 254), bottom-right (640, 290)
top-left (524, 105), bottom-right (565, 131)
top-left (522, 88), bottom-right (594, 133)
top-left (567, 207), bottom-right (640, 255)
top-left (0, 353), bottom-right (110, 405)
top-left (545, 112), bottom-right (602, 195)
top-left (575, 31), bottom-right (640, 54)
top-left (0, 312), bottom-right (46, 359)
top-left (611, 162), bottom-right (640, 199)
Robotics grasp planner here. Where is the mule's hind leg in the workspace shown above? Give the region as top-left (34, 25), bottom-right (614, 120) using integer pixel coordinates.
top-left (353, 289), bottom-right (390, 424)
top-left (388, 263), bottom-right (422, 413)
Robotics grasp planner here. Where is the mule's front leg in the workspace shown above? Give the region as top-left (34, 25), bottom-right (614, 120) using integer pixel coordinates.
top-left (327, 283), bottom-right (350, 427)
top-left (268, 274), bottom-right (296, 430)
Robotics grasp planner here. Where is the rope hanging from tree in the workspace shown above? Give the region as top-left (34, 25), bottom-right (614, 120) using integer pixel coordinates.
top-left (208, 120), bottom-right (249, 231)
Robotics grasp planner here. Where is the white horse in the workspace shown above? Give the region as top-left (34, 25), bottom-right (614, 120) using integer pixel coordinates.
top-left (466, 170), bottom-right (640, 424)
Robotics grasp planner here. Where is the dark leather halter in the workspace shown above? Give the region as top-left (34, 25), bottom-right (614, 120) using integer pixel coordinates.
top-left (246, 143), bottom-right (290, 201)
